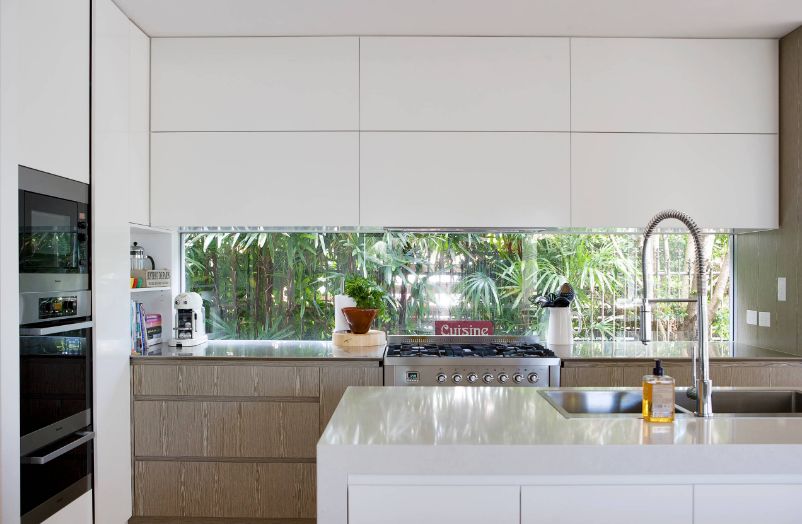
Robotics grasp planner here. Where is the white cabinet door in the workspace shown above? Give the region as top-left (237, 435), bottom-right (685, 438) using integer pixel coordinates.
top-left (570, 133), bottom-right (778, 229)
top-left (522, 485), bottom-right (692, 524)
top-left (19, 0), bottom-right (89, 182)
top-left (360, 132), bottom-right (570, 228)
top-left (571, 38), bottom-right (778, 133)
top-left (151, 37), bottom-right (358, 131)
top-left (360, 37), bottom-right (569, 131)
top-left (151, 132), bottom-right (359, 227)
top-left (694, 484), bottom-right (802, 524)
top-left (349, 485), bottom-right (519, 524)
top-left (128, 24), bottom-right (150, 225)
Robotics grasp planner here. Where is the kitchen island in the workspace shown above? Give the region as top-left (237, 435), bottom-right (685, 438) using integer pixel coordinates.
top-left (318, 386), bottom-right (802, 524)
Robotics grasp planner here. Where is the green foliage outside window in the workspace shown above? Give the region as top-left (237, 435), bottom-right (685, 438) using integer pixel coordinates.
top-left (183, 232), bottom-right (731, 342)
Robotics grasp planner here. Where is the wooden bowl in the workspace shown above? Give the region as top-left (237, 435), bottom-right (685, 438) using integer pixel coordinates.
top-left (341, 307), bottom-right (378, 334)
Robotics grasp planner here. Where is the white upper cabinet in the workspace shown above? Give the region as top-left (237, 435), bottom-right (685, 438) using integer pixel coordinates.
top-left (19, 0), bottom-right (89, 182)
top-left (151, 132), bottom-right (359, 227)
top-left (360, 37), bottom-right (569, 131)
top-left (128, 24), bottom-right (150, 225)
top-left (360, 132), bottom-right (570, 228)
top-left (571, 38), bottom-right (778, 133)
top-left (151, 37), bottom-right (359, 131)
top-left (571, 133), bottom-right (778, 229)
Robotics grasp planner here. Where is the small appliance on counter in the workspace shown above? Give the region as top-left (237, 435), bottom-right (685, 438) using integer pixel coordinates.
top-left (168, 292), bottom-right (208, 347)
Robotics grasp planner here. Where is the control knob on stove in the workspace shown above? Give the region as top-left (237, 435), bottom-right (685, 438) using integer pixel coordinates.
top-left (467, 373), bottom-right (478, 384)
top-left (451, 373), bottom-right (463, 384)
top-left (436, 373), bottom-right (447, 384)
top-left (512, 373), bottom-right (524, 384)
top-left (498, 373), bottom-right (509, 384)
top-left (482, 373), bottom-right (495, 384)
top-left (527, 372), bottom-right (540, 384)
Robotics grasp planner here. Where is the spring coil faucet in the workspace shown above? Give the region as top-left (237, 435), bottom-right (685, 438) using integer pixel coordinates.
top-left (639, 210), bottom-right (713, 417)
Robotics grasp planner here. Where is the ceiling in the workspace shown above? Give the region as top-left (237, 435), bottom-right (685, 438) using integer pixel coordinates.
top-left (113, 0), bottom-right (802, 38)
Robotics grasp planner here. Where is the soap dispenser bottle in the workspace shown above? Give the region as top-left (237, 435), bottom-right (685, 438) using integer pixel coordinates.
top-left (642, 359), bottom-right (675, 423)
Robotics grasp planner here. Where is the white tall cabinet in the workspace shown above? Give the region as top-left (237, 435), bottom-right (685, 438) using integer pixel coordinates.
top-left (18, 0), bottom-right (89, 183)
top-left (92, 0), bottom-right (148, 521)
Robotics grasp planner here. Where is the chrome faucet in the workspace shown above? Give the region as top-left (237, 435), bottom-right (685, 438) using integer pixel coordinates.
top-left (639, 210), bottom-right (713, 417)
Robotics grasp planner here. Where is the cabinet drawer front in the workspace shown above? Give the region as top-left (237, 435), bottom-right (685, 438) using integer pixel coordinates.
top-left (349, 485), bottom-right (519, 524)
top-left (133, 364), bottom-right (320, 397)
top-left (134, 400), bottom-right (319, 458)
top-left (522, 485), bottom-right (692, 524)
top-left (694, 484), bottom-right (802, 524)
top-left (134, 460), bottom-right (315, 518)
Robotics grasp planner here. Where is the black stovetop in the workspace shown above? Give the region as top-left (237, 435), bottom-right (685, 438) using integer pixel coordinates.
top-left (385, 343), bottom-right (555, 358)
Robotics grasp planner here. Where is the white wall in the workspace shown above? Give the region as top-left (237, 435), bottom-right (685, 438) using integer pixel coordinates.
top-left (0, 1), bottom-right (20, 522)
top-left (92, 0), bottom-right (145, 521)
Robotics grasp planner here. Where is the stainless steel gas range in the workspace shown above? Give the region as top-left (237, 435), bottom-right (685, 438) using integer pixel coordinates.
top-left (383, 335), bottom-right (561, 387)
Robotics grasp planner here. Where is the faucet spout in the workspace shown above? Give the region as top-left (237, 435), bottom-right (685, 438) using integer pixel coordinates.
top-left (639, 210), bottom-right (713, 417)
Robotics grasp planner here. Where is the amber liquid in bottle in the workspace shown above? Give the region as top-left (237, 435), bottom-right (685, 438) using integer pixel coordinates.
top-left (642, 359), bottom-right (675, 423)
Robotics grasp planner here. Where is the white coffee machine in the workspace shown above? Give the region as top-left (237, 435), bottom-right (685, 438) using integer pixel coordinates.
top-left (168, 292), bottom-right (208, 347)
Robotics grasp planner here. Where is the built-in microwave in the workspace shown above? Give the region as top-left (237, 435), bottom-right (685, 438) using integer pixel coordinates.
top-left (18, 165), bottom-right (90, 296)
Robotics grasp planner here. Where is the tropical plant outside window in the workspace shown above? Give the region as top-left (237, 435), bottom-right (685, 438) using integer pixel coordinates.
top-left (183, 232), bottom-right (731, 342)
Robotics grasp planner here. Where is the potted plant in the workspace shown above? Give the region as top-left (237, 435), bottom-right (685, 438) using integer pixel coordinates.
top-left (341, 275), bottom-right (385, 334)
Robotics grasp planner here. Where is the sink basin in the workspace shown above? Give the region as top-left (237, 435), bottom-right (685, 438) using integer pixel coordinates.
top-left (674, 389), bottom-right (802, 415)
top-left (541, 388), bottom-right (802, 418)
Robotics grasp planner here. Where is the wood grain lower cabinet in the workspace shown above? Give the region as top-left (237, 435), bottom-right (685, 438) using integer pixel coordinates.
top-left (134, 400), bottom-right (319, 458)
top-left (561, 360), bottom-right (802, 387)
top-left (134, 461), bottom-right (315, 519)
top-left (131, 360), bottom-right (381, 523)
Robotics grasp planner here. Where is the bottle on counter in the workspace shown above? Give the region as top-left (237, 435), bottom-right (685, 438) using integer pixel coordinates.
top-left (642, 359), bottom-right (675, 423)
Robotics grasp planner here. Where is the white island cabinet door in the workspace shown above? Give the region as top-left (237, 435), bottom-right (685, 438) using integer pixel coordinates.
top-left (349, 485), bottom-right (519, 524)
top-left (694, 484), bottom-right (802, 524)
top-left (523, 485), bottom-right (692, 524)
top-left (360, 132), bottom-right (570, 228)
top-left (360, 37), bottom-right (569, 131)
top-left (571, 38), bottom-right (777, 134)
top-left (19, 0), bottom-right (89, 183)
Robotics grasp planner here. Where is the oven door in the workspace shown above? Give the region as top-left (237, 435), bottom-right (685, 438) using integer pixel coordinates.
top-left (21, 431), bottom-right (93, 524)
top-left (20, 321), bottom-right (93, 455)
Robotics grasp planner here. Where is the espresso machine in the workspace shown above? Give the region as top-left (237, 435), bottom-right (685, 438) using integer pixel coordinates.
top-left (168, 292), bottom-right (208, 347)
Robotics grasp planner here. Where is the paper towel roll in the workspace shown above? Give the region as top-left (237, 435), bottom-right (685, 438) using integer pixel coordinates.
top-left (334, 294), bottom-right (357, 332)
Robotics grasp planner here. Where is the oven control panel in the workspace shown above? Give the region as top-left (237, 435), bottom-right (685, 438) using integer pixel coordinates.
top-left (38, 296), bottom-right (78, 320)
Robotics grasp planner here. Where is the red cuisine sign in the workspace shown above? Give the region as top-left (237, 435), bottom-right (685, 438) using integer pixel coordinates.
top-left (434, 321), bottom-right (494, 336)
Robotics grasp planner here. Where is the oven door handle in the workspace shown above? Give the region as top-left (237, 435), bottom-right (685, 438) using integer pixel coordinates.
top-left (21, 431), bottom-right (94, 465)
top-left (20, 320), bottom-right (93, 336)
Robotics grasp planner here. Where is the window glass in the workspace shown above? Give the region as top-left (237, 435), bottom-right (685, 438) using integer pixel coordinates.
top-left (183, 232), bottom-right (731, 342)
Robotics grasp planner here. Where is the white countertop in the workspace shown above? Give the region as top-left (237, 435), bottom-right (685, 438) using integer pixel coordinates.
top-left (317, 386), bottom-right (802, 523)
top-left (320, 386), bottom-right (802, 447)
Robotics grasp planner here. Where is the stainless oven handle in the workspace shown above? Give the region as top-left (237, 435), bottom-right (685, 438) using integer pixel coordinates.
top-left (20, 320), bottom-right (93, 336)
top-left (21, 431), bottom-right (94, 465)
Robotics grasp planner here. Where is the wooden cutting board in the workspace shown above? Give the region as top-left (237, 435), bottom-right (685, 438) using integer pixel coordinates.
top-left (332, 330), bottom-right (387, 348)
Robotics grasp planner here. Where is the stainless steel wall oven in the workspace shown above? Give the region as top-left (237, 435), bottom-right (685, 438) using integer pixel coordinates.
top-left (18, 166), bottom-right (93, 524)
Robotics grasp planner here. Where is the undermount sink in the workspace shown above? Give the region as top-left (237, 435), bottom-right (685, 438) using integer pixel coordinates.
top-left (541, 388), bottom-right (802, 418)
